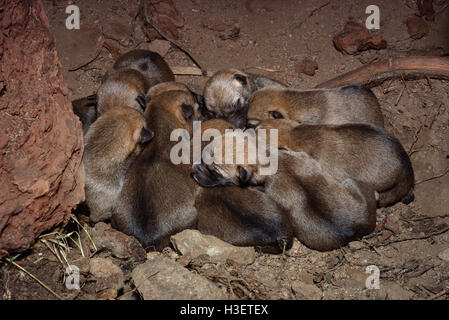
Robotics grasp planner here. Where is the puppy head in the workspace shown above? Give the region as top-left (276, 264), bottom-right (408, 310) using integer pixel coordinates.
top-left (97, 69), bottom-right (150, 114)
top-left (203, 69), bottom-right (252, 128)
top-left (84, 107), bottom-right (153, 167)
top-left (149, 82), bottom-right (208, 122)
top-left (191, 129), bottom-right (264, 188)
top-left (247, 88), bottom-right (291, 127)
top-left (145, 90), bottom-right (201, 126)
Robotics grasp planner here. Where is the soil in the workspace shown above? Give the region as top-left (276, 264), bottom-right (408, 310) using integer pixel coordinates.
top-left (1, 0), bottom-right (448, 300)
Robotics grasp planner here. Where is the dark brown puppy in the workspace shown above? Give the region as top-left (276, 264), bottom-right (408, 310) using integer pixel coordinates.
top-left (83, 107), bottom-right (153, 223)
top-left (97, 69), bottom-right (150, 115)
top-left (106, 49), bottom-right (175, 86)
top-left (247, 85), bottom-right (384, 127)
top-left (111, 90), bottom-right (200, 250)
top-left (192, 145), bottom-right (377, 251)
top-left (72, 95), bottom-right (97, 135)
top-left (257, 119), bottom-right (414, 207)
top-left (203, 69), bottom-right (287, 128)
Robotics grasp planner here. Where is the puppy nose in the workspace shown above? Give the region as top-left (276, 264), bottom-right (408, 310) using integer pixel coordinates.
top-left (139, 128), bottom-right (154, 145)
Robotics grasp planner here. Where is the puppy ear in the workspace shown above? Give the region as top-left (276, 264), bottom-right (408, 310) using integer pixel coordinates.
top-left (238, 166), bottom-right (252, 186)
top-left (233, 74), bottom-right (248, 86)
top-left (138, 128), bottom-right (154, 145)
top-left (181, 103), bottom-right (194, 121)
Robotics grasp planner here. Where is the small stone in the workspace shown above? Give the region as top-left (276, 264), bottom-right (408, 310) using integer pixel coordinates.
top-left (147, 39), bottom-right (172, 57)
top-left (405, 16), bottom-right (429, 40)
top-left (348, 241), bottom-right (364, 250)
top-left (132, 255), bottom-right (228, 300)
top-left (379, 230), bottom-right (393, 242)
top-left (295, 57), bottom-right (318, 76)
top-left (291, 281), bottom-right (322, 299)
top-left (384, 216), bottom-right (401, 234)
top-left (437, 248), bottom-right (449, 261)
top-left (89, 222), bottom-right (146, 262)
top-left (170, 229), bottom-right (256, 265)
top-left (89, 258), bottom-right (124, 292)
top-left (333, 21), bottom-right (387, 55)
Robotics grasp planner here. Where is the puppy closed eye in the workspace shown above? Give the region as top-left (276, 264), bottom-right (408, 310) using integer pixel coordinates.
top-left (269, 111), bottom-right (284, 119)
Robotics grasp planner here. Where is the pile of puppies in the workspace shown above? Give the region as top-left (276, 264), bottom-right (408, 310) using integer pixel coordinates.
top-left (73, 49), bottom-right (414, 252)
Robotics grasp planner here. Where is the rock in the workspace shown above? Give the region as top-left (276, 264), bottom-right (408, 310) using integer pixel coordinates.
top-left (0, 0), bottom-right (84, 259)
top-left (170, 229), bottom-right (256, 265)
top-left (291, 281), bottom-right (322, 299)
top-left (103, 21), bottom-right (133, 47)
top-left (405, 16), bottom-right (429, 40)
top-left (147, 39), bottom-right (172, 57)
top-left (348, 241), bottom-right (364, 250)
top-left (333, 21), bottom-right (387, 55)
top-left (295, 57), bottom-right (318, 76)
top-left (345, 268), bottom-right (368, 289)
top-left (89, 222), bottom-right (146, 262)
top-left (90, 258), bottom-right (125, 296)
top-left (380, 281), bottom-right (414, 300)
top-left (132, 255), bottom-right (228, 300)
top-left (384, 216), bottom-right (401, 234)
top-left (438, 248), bottom-right (449, 261)
top-left (379, 230), bottom-right (393, 242)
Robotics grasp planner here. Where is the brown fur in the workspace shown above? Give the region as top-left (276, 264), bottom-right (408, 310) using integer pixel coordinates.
top-left (97, 69), bottom-right (150, 115)
top-left (111, 90), bottom-right (200, 250)
top-left (191, 119), bottom-right (292, 252)
top-left (106, 49), bottom-right (174, 86)
top-left (247, 85), bottom-right (384, 127)
top-left (83, 107), bottom-right (153, 223)
top-left (203, 69), bottom-right (287, 128)
top-left (257, 119), bottom-right (415, 207)
top-left (193, 148), bottom-right (377, 251)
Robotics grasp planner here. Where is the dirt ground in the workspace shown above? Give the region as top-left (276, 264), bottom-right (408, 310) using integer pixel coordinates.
top-left (1, 0), bottom-right (448, 300)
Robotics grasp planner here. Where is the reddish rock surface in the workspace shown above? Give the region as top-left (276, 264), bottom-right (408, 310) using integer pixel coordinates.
top-left (0, 0), bottom-right (84, 258)
top-left (333, 21), bottom-right (387, 55)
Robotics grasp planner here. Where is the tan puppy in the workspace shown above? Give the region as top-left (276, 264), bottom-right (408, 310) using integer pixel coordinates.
top-left (257, 119), bottom-right (414, 207)
top-left (247, 85), bottom-right (384, 127)
top-left (148, 81), bottom-right (207, 119)
top-left (97, 69), bottom-right (150, 115)
top-left (203, 69), bottom-right (287, 128)
top-left (192, 119), bottom-right (292, 252)
top-left (192, 144), bottom-right (377, 251)
top-left (106, 49), bottom-right (175, 86)
top-left (83, 107), bottom-right (153, 223)
top-left (111, 90), bottom-right (201, 250)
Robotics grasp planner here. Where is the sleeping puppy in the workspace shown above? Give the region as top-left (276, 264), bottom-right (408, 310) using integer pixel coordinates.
top-left (247, 85), bottom-right (384, 128)
top-left (192, 131), bottom-right (377, 251)
top-left (111, 90), bottom-right (201, 250)
top-left (257, 119), bottom-right (414, 207)
top-left (148, 81), bottom-right (207, 119)
top-left (105, 49), bottom-right (175, 87)
top-left (193, 119), bottom-right (293, 253)
top-left (203, 69), bottom-right (287, 128)
top-left (83, 107), bottom-right (153, 223)
top-left (97, 69), bottom-right (150, 115)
